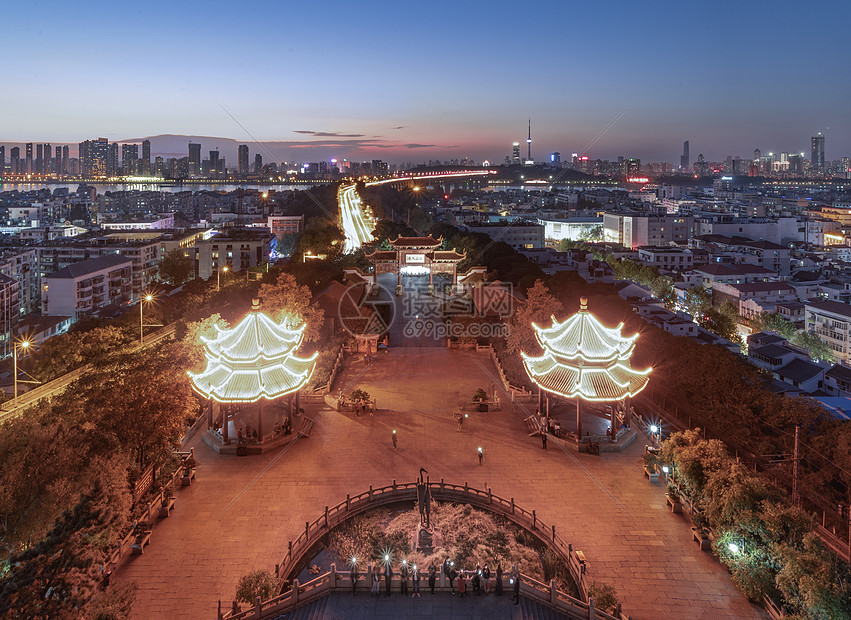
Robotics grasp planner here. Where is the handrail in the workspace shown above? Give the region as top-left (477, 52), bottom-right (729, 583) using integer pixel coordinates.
top-left (101, 452), bottom-right (194, 584)
top-left (264, 479), bottom-right (624, 617)
top-left (221, 567), bottom-right (623, 620)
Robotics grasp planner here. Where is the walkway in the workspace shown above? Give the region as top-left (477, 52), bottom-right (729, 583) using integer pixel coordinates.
top-left (117, 347), bottom-right (767, 620)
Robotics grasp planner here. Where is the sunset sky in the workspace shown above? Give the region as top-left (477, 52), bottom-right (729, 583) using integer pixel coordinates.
top-left (3, 0), bottom-right (849, 164)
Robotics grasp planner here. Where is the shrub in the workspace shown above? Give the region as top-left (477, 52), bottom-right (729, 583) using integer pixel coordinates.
top-left (235, 570), bottom-right (276, 605)
top-left (587, 581), bottom-right (619, 614)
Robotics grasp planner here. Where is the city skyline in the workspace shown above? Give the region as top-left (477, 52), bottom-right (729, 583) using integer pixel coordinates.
top-left (3, 0), bottom-right (850, 164)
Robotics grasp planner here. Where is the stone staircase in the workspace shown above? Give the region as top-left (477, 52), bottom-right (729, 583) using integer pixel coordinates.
top-left (270, 595), bottom-right (327, 620)
top-left (515, 595), bottom-right (570, 619)
top-left (270, 592), bottom-right (570, 619)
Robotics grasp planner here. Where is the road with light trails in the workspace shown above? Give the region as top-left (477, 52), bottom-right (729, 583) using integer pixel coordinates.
top-left (338, 184), bottom-right (374, 253)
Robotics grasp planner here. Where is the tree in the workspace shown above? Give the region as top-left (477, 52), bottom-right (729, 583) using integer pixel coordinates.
top-left (74, 344), bottom-right (198, 467)
top-left (157, 249), bottom-right (194, 287)
top-left (235, 570), bottom-right (276, 605)
top-left (173, 314), bottom-right (227, 371)
top-left (790, 330), bottom-right (835, 363)
top-left (257, 272), bottom-right (325, 343)
top-left (507, 279), bottom-right (564, 355)
top-left (0, 462), bottom-right (131, 618)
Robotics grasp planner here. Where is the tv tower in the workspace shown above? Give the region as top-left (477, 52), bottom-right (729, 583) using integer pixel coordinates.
top-left (526, 119), bottom-right (532, 163)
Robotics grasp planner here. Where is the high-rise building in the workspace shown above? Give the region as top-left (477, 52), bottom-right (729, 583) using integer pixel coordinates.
top-left (25, 143), bottom-right (33, 173)
top-left (526, 119), bottom-right (533, 163)
top-left (10, 147), bottom-right (20, 174)
top-left (811, 133), bottom-right (825, 170)
top-left (108, 143), bottom-right (119, 176)
top-left (512, 142), bottom-right (521, 165)
top-left (209, 150), bottom-right (220, 176)
top-left (79, 138), bottom-right (109, 177)
top-left (0, 146), bottom-right (4, 173)
top-left (122, 143), bottom-right (139, 175)
top-left (680, 140), bottom-right (689, 170)
top-left (62, 145), bottom-right (69, 175)
top-left (254, 154), bottom-right (263, 174)
top-left (238, 144), bottom-right (249, 175)
top-left (43, 143), bottom-right (51, 173)
top-left (188, 143), bottom-right (201, 176)
top-left (625, 158), bottom-right (641, 177)
top-left (550, 152), bottom-right (561, 166)
top-left (141, 140), bottom-right (151, 175)
top-left (54, 146), bottom-right (61, 174)
top-left (36, 144), bottom-right (44, 174)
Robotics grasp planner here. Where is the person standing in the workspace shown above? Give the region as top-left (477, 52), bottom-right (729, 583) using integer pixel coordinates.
top-left (400, 560), bottom-right (409, 596)
top-left (541, 432), bottom-right (548, 450)
top-left (371, 565), bottom-right (380, 597)
top-left (477, 446), bottom-right (483, 465)
top-left (351, 560), bottom-right (359, 595)
top-left (483, 564), bottom-right (491, 594)
top-left (411, 564), bottom-right (420, 597)
top-left (392, 429), bottom-right (398, 449)
top-left (495, 564), bottom-right (503, 596)
top-left (384, 560), bottom-right (392, 597)
top-left (471, 566), bottom-right (481, 595)
top-left (457, 570), bottom-right (466, 597)
top-left (449, 563), bottom-right (458, 594)
top-left (511, 564), bottom-right (520, 605)
top-left (428, 563), bottom-right (437, 595)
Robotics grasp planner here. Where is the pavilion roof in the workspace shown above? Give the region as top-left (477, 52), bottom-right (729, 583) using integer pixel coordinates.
top-left (389, 235), bottom-right (442, 247)
top-left (521, 298), bottom-right (650, 401)
top-left (433, 249), bottom-right (466, 261)
top-left (188, 301), bottom-right (317, 403)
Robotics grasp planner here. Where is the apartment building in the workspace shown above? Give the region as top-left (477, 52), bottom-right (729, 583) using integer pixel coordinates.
top-left (42, 254), bottom-right (134, 319)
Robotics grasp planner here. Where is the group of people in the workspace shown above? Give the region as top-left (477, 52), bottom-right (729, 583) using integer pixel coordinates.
top-left (350, 558), bottom-right (522, 605)
top-left (272, 418), bottom-right (292, 437)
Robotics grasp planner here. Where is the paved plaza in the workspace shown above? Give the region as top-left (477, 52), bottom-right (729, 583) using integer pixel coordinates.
top-left (117, 347), bottom-right (768, 620)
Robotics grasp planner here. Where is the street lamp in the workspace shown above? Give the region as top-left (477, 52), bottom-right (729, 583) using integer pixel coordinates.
top-left (217, 265), bottom-right (229, 291)
top-left (13, 339), bottom-right (30, 405)
top-left (140, 292), bottom-right (154, 344)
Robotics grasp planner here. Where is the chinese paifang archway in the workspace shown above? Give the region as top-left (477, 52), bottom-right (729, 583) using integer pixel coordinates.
top-left (521, 297), bottom-right (651, 439)
top-left (189, 299), bottom-right (317, 453)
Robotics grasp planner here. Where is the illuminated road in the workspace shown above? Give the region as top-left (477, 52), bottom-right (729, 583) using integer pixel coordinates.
top-left (338, 184), bottom-right (374, 253)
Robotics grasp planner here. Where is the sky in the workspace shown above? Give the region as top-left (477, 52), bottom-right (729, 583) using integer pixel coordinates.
top-left (3, 0), bottom-right (851, 165)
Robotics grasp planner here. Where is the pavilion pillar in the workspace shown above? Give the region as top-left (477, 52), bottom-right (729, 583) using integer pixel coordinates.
top-left (295, 390), bottom-right (301, 416)
top-left (576, 398), bottom-right (582, 439)
top-left (546, 395), bottom-right (550, 420)
top-left (222, 403), bottom-right (229, 444)
top-left (611, 405), bottom-right (617, 442)
top-left (624, 396), bottom-right (631, 428)
top-left (208, 399), bottom-right (213, 429)
top-left (257, 400), bottom-right (263, 442)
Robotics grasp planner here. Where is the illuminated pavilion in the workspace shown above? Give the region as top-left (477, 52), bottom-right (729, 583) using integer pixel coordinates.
top-left (521, 297), bottom-right (651, 439)
top-left (189, 299), bottom-right (317, 453)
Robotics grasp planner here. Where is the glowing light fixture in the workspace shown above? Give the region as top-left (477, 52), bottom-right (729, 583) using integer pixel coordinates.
top-left (188, 299), bottom-right (317, 403)
top-left (521, 297), bottom-right (651, 401)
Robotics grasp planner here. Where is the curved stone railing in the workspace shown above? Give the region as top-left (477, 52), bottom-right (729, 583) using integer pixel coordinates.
top-left (220, 479), bottom-right (629, 620)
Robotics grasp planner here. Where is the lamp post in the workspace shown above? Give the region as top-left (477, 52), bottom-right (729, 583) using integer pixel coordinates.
top-left (217, 265), bottom-right (229, 292)
top-left (140, 293), bottom-right (153, 344)
top-left (13, 339), bottom-right (30, 405)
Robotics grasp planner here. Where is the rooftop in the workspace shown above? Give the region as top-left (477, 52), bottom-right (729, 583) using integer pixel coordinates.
top-left (806, 300), bottom-right (851, 319)
top-left (45, 254), bottom-right (134, 279)
top-left (775, 358), bottom-right (825, 384)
